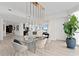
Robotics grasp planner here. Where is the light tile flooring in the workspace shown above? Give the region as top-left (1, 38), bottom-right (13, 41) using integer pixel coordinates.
top-left (0, 33), bottom-right (79, 56)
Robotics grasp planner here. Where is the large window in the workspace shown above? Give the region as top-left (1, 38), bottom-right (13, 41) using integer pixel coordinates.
top-left (30, 23), bottom-right (48, 32)
top-left (42, 23), bottom-right (48, 32)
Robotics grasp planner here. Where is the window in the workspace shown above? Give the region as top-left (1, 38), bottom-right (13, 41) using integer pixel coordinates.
top-left (42, 23), bottom-right (48, 32)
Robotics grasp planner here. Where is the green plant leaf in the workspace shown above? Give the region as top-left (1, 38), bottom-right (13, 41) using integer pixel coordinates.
top-left (63, 15), bottom-right (79, 38)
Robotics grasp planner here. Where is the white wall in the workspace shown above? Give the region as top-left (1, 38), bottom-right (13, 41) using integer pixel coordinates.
top-left (48, 18), bottom-right (67, 40)
top-left (0, 17), bottom-right (3, 40)
top-left (3, 22), bottom-right (6, 37)
top-left (19, 23), bottom-right (23, 36)
top-left (74, 33), bottom-right (79, 45)
top-left (48, 19), bottom-right (55, 40)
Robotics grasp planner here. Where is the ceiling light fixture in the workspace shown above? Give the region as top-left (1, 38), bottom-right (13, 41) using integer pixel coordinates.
top-left (8, 8), bottom-right (12, 11)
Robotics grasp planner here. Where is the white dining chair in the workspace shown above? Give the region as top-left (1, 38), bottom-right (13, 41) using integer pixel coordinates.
top-left (36, 37), bottom-right (47, 49)
top-left (12, 42), bottom-right (28, 55)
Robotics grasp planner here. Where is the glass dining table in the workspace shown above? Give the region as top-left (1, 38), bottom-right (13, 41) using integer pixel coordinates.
top-left (22, 36), bottom-right (45, 53)
top-left (13, 34), bottom-right (46, 53)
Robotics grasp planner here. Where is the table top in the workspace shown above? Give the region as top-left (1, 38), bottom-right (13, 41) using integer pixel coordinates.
top-left (24, 36), bottom-right (45, 44)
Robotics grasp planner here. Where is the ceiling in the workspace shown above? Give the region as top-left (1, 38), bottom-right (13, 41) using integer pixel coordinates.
top-left (0, 2), bottom-right (27, 25)
top-left (40, 2), bottom-right (79, 18)
top-left (0, 2), bottom-right (79, 24)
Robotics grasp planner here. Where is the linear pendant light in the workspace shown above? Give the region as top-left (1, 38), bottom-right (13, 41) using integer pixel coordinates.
top-left (32, 2), bottom-right (44, 10)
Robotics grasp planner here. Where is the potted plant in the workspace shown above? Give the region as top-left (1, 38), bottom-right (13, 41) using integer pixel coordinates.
top-left (63, 15), bottom-right (79, 49)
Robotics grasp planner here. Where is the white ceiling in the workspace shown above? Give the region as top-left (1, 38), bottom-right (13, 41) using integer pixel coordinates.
top-left (0, 2), bottom-right (26, 15)
top-left (40, 2), bottom-right (79, 18)
top-left (0, 2), bottom-right (79, 24)
top-left (0, 2), bottom-right (27, 25)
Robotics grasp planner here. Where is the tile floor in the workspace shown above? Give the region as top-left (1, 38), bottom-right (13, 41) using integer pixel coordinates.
top-left (0, 33), bottom-right (79, 56)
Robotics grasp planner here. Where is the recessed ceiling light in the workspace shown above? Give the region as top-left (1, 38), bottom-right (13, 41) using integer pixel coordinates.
top-left (8, 8), bottom-right (12, 11)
